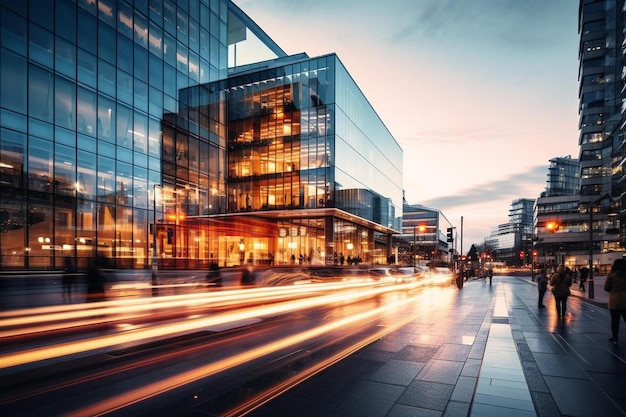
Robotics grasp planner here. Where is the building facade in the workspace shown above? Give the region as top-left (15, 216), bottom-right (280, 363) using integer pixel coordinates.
top-left (527, 2), bottom-right (626, 273)
top-left (0, 1), bottom-right (402, 270)
top-left (534, 153), bottom-right (622, 272)
top-left (485, 198), bottom-right (534, 266)
top-left (578, 0), bottom-right (624, 241)
top-left (399, 202), bottom-right (453, 266)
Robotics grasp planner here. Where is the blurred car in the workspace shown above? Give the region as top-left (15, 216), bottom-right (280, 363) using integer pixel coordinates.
top-left (254, 267), bottom-right (312, 286)
top-left (390, 267), bottom-right (425, 283)
top-left (368, 268), bottom-right (395, 282)
top-left (429, 267), bottom-right (453, 284)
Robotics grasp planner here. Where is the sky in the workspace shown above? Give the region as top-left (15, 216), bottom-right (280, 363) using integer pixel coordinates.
top-left (233, 0), bottom-right (581, 249)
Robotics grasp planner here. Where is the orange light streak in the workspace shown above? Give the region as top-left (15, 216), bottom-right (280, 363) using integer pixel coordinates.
top-left (71, 289), bottom-right (447, 417)
top-left (1, 281), bottom-right (420, 369)
top-left (1, 281), bottom-right (378, 331)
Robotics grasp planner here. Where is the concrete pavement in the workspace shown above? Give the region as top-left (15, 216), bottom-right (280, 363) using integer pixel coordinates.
top-left (250, 275), bottom-right (626, 417)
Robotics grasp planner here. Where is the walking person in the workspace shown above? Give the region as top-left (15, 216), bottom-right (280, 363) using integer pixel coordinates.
top-left (579, 266), bottom-right (589, 292)
top-left (549, 265), bottom-right (572, 319)
top-left (604, 258), bottom-right (626, 344)
top-left (487, 267), bottom-right (493, 286)
top-left (86, 256), bottom-right (106, 302)
top-left (536, 268), bottom-right (548, 308)
top-left (62, 256), bottom-right (77, 301)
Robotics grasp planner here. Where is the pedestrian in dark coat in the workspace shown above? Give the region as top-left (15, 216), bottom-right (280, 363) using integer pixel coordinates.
top-left (604, 259), bottom-right (626, 344)
top-left (62, 256), bottom-right (77, 300)
top-left (579, 266), bottom-right (589, 291)
top-left (549, 265), bottom-right (571, 319)
top-left (536, 268), bottom-right (548, 308)
top-left (86, 256), bottom-right (106, 302)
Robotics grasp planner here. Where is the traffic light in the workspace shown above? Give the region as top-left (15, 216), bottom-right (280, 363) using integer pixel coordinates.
top-left (519, 251), bottom-right (525, 259)
top-left (532, 250), bottom-right (538, 258)
top-left (446, 227), bottom-right (454, 243)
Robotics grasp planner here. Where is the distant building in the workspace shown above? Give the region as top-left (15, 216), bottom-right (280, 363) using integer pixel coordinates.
top-left (486, 198), bottom-right (534, 266)
top-left (529, 0), bottom-right (626, 274)
top-left (543, 156), bottom-right (580, 198)
top-left (399, 202), bottom-right (453, 266)
top-left (533, 154), bottom-right (621, 272)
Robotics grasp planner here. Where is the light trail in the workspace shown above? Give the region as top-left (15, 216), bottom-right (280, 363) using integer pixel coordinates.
top-left (70, 288), bottom-right (452, 417)
top-left (1, 281), bottom-right (421, 369)
top-left (0, 280), bottom-right (381, 333)
top-left (226, 286), bottom-right (454, 417)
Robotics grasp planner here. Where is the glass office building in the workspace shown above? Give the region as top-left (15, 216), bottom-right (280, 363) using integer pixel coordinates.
top-left (0, 0), bottom-right (402, 270)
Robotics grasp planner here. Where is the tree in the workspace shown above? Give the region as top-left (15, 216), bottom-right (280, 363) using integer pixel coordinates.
top-left (467, 244), bottom-right (479, 262)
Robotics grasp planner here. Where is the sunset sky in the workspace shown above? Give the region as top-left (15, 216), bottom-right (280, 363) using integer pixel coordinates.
top-left (233, 0), bottom-right (580, 248)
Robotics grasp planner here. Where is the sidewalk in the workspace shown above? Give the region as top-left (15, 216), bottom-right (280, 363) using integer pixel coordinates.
top-left (249, 275), bottom-right (626, 417)
top-left (568, 274), bottom-right (609, 306)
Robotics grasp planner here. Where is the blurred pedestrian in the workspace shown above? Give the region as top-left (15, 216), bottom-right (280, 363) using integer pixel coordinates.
top-left (487, 267), bottom-right (493, 286)
top-left (86, 256), bottom-right (106, 302)
top-left (536, 268), bottom-right (548, 308)
top-left (604, 259), bottom-right (626, 345)
top-left (206, 262), bottom-right (222, 287)
top-left (579, 266), bottom-right (589, 291)
top-left (62, 256), bottom-right (77, 300)
top-left (549, 265), bottom-right (571, 319)
top-left (240, 266), bottom-right (255, 286)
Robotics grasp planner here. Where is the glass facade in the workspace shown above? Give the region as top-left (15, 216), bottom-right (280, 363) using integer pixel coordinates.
top-left (578, 0), bottom-right (622, 201)
top-left (172, 54), bottom-right (402, 267)
top-left (0, 1), bottom-right (402, 270)
top-left (0, 0), bottom-right (229, 270)
top-left (400, 204), bottom-right (450, 265)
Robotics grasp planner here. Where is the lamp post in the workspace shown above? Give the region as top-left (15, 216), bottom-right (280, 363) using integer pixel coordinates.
top-left (588, 193), bottom-right (614, 300)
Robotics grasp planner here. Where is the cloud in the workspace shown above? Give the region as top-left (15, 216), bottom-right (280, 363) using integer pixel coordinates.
top-left (416, 165), bottom-right (547, 247)
top-left (423, 165), bottom-right (546, 209)
top-left (402, 127), bottom-right (509, 146)
top-left (390, 0), bottom-right (571, 54)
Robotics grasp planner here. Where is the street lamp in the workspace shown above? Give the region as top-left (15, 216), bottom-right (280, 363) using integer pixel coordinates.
top-left (588, 193), bottom-right (614, 300)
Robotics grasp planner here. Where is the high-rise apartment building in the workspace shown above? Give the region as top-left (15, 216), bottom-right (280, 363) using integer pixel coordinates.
top-left (578, 0), bottom-right (623, 226)
top-left (579, 1), bottom-right (622, 197)
top-left (0, 1), bottom-right (403, 270)
top-left (573, 0), bottom-right (625, 271)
